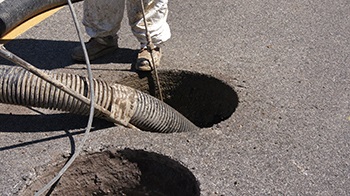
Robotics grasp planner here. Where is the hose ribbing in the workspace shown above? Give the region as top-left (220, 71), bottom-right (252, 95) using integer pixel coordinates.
top-left (0, 66), bottom-right (112, 118)
top-left (131, 91), bottom-right (198, 133)
top-left (0, 66), bottom-right (198, 133)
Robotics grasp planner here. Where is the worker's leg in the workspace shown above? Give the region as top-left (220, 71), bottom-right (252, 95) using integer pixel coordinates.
top-left (127, 0), bottom-right (171, 71)
top-left (72, 0), bottom-right (125, 61)
top-left (83, 0), bottom-right (125, 38)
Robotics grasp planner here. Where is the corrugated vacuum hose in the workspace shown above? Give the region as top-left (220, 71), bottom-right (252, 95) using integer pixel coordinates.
top-left (0, 66), bottom-right (198, 133)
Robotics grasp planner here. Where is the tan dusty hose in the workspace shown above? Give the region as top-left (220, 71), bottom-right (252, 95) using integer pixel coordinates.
top-left (0, 66), bottom-right (198, 133)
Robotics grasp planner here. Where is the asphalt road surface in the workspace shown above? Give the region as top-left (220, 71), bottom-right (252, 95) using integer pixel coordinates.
top-left (0, 0), bottom-right (349, 195)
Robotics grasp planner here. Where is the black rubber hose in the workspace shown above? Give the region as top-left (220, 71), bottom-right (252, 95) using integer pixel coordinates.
top-left (0, 0), bottom-right (81, 37)
top-left (0, 66), bottom-right (198, 133)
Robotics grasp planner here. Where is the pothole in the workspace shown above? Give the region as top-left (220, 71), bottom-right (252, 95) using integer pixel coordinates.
top-left (116, 70), bottom-right (239, 128)
top-left (21, 149), bottom-right (200, 196)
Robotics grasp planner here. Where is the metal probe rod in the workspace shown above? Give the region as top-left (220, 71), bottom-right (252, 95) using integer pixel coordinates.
top-left (140, 0), bottom-right (164, 101)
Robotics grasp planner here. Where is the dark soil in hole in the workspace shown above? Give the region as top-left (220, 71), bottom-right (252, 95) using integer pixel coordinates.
top-left (116, 70), bottom-right (239, 128)
top-left (20, 149), bottom-right (200, 196)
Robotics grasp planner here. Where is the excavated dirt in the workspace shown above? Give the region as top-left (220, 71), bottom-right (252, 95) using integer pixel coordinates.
top-left (20, 149), bottom-right (200, 196)
top-left (115, 70), bottom-right (239, 128)
top-left (5, 70), bottom-right (233, 195)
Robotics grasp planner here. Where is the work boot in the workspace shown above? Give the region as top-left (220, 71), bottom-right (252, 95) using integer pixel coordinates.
top-left (135, 47), bottom-right (162, 71)
top-left (71, 36), bottom-right (118, 61)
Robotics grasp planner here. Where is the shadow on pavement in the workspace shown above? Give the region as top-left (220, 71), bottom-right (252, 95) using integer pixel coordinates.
top-left (0, 113), bottom-right (113, 133)
top-left (0, 38), bottom-right (138, 69)
top-left (0, 113), bottom-right (114, 151)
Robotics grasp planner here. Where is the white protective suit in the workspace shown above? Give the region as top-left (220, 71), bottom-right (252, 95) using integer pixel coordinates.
top-left (83, 0), bottom-right (171, 48)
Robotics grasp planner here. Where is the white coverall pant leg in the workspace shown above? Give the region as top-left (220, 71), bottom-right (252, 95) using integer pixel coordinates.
top-left (83, 0), bottom-right (171, 48)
